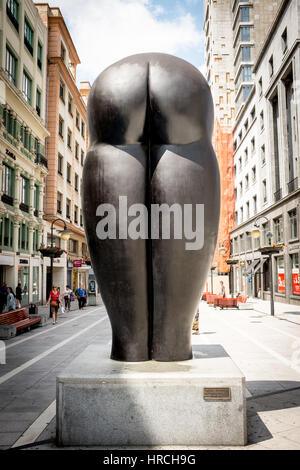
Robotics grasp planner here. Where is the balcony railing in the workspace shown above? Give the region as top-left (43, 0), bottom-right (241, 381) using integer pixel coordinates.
top-left (20, 203), bottom-right (29, 213)
top-left (1, 194), bottom-right (14, 206)
top-left (274, 188), bottom-right (282, 202)
top-left (7, 6), bottom-right (19, 32)
top-left (35, 154), bottom-right (48, 169)
top-left (288, 177), bottom-right (298, 194)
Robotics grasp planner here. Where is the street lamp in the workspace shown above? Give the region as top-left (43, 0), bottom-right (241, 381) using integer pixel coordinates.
top-left (251, 216), bottom-right (276, 317)
top-left (49, 218), bottom-right (72, 296)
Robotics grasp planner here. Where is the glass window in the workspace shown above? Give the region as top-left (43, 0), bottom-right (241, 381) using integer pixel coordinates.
top-left (36, 88), bottom-right (41, 116)
top-left (81, 151), bottom-right (84, 166)
top-left (32, 266), bottom-right (39, 302)
top-left (18, 265), bottom-right (29, 304)
top-left (24, 19), bottom-right (34, 55)
top-left (241, 7), bottom-right (250, 22)
top-left (22, 71), bottom-right (32, 104)
top-left (59, 82), bottom-right (65, 101)
top-left (291, 253), bottom-right (300, 295)
top-left (243, 66), bottom-right (252, 82)
top-left (81, 121), bottom-right (85, 138)
top-left (58, 154), bottom-right (63, 175)
top-left (58, 117), bottom-right (64, 138)
top-left (66, 199), bottom-right (71, 219)
top-left (34, 184), bottom-right (39, 211)
top-left (246, 231), bottom-right (252, 251)
top-left (281, 28), bottom-right (287, 53)
top-left (276, 256), bottom-right (285, 293)
top-left (20, 176), bottom-right (29, 205)
top-left (0, 215), bottom-right (14, 249)
top-left (5, 47), bottom-right (17, 86)
top-left (75, 174), bottom-right (79, 191)
top-left (2, 164), bottom-right (14, 197)
top-left (241, 26), bottom-right (250, 42)
top-left (242, 46), bottom-right (251, 61)
top-left (68, 96), bottom-right (73, 115)
top-left (243, 85), bottom-right (252, 101)
top-left (274, 217), bottom-right (283, 243)
top-left (18, 222), bottom-right (29, 251)
top-left (74, 206), bottom-right (78, 224)
top-left (76, 112), bottom-right (80, 129)
top-left (67, 164), bottom-right (71, 183)
top-left (57, 192), bottom-right (62, 214)
top-left (289, 209), bottom-right (298, 239)
top-left (7, 0), bottom-right (19, 31)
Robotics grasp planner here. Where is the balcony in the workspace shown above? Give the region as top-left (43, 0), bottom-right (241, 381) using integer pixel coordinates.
top-left (35, 154), bottom-right (48, 169)
top-left (288, 177), bottom-right (298, 194)
top-left (274, 188), bottom-right (282, 202)
top-left (20, 203), bottom-right (29, 213)
top-left (1, 194), bottom-right (14, 206)
top-left (6, 6), bottom-right (19, 32)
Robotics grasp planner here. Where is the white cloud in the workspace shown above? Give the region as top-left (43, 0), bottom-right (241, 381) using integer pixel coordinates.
top-left (47, 0), bottom-right (204, 85)
top-left (198, 63), bottom-right (207, 78)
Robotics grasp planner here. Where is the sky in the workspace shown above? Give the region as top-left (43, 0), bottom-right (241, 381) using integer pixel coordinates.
top-left (47, 0), bottom-right (205, 85)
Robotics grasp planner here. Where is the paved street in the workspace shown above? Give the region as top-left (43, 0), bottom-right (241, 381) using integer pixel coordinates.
top-left (0, 299), bottom-right (299, 450)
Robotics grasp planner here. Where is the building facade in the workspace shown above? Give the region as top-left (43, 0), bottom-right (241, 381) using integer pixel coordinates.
top-left (36, 4), bottom-right (91, 300)
top-left (230, 0), bottom-right (300, 306)
top-left (0, 0), bottom-right (49, 305)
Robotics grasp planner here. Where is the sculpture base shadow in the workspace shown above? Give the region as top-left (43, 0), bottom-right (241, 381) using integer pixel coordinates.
top-left (56, 343), bottom-right (247, 447)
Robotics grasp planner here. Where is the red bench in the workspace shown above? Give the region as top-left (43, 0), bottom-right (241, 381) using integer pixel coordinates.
top-left (201, 292), bottom-right (210, 301)
top-left (206, 294), bottom-right (219, 304)
top-left (0, 308), bottom-right (41, 332)
top-left (214, 298), bottom-right (239, 309)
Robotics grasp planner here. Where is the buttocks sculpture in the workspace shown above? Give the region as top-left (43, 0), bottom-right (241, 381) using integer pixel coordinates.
top-left (82, 53), bottom-right (220, 362)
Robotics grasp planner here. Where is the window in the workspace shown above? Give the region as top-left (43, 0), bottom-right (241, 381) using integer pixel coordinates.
top-left (74, 206), bottom-right (78, 224)
top-left (57, 192), bottom-right (62, 214)
top-left (24, 19), bottom-right (34, 55)
top-left (245, 174), bottom-right (249, 190)
top-left (274, 217), bottom-right (283, 243)
top-left (18, 222), bottom-right (29, 251)
top-left (75, 174), bottom-right (79, 192)
top-left (251, 106), bottom-right (256, 121)
top-left (246, 202), bottom-right (250, 219)
top-left (244, 120), bottom-right (249, 132)
top-left (59, 82), bottom-right (65, 101)
top-left (215, 75), bottom-right (219, 84)
top-left (281, 28), bottom-right (287, 54)
top-left (241, 6), bottom-right (250, 22)
top-left (261, 145), bottom-right (266, 165)
top-left (290, 253), bottom-right (300, 295)
top-left (244, 148), bottom-right (248, 164)
top-left (80, 211), bottom-right (83, 227)
top-left (262, 179), bottom-right (267, 203)
top-left (262, 222), bottom-right (270, 245)
top-left (67, 129), bottom-right (72, 149)
top-left (81, 150), bottom-right (84, 166)
top-left (258, 77), bottom-right (263, 96)
top-left (242, 65), bottom-right (252, 82)
top-left (68, 95), bottom-right (73, 115)
top-left (239, 157), bottom-right (242, 172)
top-left (68, 239), bottom-right (78, 254)
top-left (5, 47), bottom-right (17, 86)
top-left (241, 26), bottom-right (250, 42)
top-left (76, 112), bottom-right (80, 130)
top-left (81, 121), bottom-right (85, 138)
top-left (6, 0), bottom-right (19, 31)
top-left (243, 86), bottom-right (252, 101)
top-left (22, 71), bottom-right (32, 104)
top-left (241, 46), bottom-right (251, 61)
top-left (269, 55), bottom-right (274, 77)
top-left (75, 142), bottom-right (79, 160)
top-left (240, 233), bottom-right (245, 251)
top-left (276, 256), bottom-right (285, 293)
top-left (66, 199), bottom-right (71, 220)
top-left (238, 131), bottom-right (242, 142)
top-left (36, 88), bottom-right (41, 116)
top-left (20, 176), bottom-right (29, 206)
top-left (37, 42), bottom-right (42, 69)
top-left (2, 164), bottom-right (14, 198)
top-left (251, 166), bottom-right (256, 183)
top-left (253, 196), bottom-right (257, 215)
top-left (58, 116), bottom-right (64, 138)
top-left (251, 137), bottom-right (255, 154)
top-left (34, 184), bottom-right (39, 213)
top-left (61, 42), bottom-right (66, 62)
top-left (67, 164), bottom-right (71, 183)
top-left (239, 181), bottom-right (243, 197)
top-left (58, 154), bottom-right (63, 175)
top-left (235, 211), bottom-right (238, 225)
top-left (289, 209), bottom-right (298, 239)
top-left (246, 231), bottom-right (252, 250)
top-left (260, 111), bottom-right (264, 130)
top-left (234, 165), bottom-right (236, 177)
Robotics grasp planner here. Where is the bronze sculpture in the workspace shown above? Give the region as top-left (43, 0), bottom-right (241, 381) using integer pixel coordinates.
top-left (82, 53), bottom-right (220, 362)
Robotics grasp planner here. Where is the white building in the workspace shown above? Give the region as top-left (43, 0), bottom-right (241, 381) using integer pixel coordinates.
top-left (231, 0), bottom-right (300, 305)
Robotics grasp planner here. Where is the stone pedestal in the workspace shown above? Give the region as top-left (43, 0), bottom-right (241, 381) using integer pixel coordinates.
top-left (57, 344), bottom-right (247, 447)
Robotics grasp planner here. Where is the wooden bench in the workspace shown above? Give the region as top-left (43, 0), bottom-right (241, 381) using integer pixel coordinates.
top-left (206, 294), bottom-right (218, 304)
top-left (0, 308), bottom-right (41, 332)
top-left (214, 298), bottom-right (239, 309)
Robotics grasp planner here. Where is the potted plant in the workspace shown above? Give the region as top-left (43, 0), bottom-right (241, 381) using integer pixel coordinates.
top-left (226, 258), bottom-right (239, 265)
top-left (38, 246), bottom-right (67, 258)
top-left (258, 243), bottom-right (285, 256)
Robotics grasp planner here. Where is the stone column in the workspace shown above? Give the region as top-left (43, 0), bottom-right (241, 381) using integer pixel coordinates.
top-left (28, 222), bottom-right (35, 255)
top-left (13, 220), bottom-right (20, 253)
top-left (13, 166), bottom-right (22, 218)
top-left (0, 155), bottom-right (6, 216)
top-left (39, 179), bottom-right (45, 219)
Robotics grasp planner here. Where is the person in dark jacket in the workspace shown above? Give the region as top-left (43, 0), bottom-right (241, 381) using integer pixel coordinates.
top-left (0, 282), bottom-right (8, 314)
top-left (16, 282), bottom-right (23, 309)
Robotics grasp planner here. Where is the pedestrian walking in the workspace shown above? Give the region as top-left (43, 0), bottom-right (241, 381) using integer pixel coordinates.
top-left (6, 287), bottom-right (16, 312)
top-left (0, 282), bottom-right (8, 314)
top-left (219, 281), bottom-right (226, 298)
top-left (63, 285), bottom-right (72, 312)
top-left (46, 286), bottom-right (62, 325)
top-left (75, 285), bottom-right (87, 310)
top-left (16, 282), bottom-right (23, 309)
